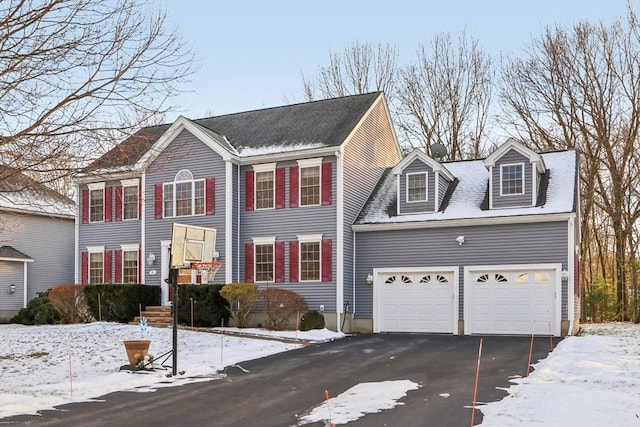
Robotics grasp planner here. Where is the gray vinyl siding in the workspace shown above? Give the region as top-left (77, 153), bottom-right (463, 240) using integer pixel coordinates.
top-left (0, 211), bottom-right (74, 299)
top-left (145, 129), bottom-right (228, 286)
top-left (491, 149), bottom-right (533, 208)
top-left (354, 220), bottom-right (569, 320)
top-left (437, 172), bottom-right (451, 209)
top-left (0, 261), bottom-right (25, 311)
top-left (240, 158), bottom-right (337, 312)
top-left (399, 160), bottom-right (435, 214)
top-left (342, 97), bottom-right (401, 313)
top-left (77, 179), bottom-right (142, 282)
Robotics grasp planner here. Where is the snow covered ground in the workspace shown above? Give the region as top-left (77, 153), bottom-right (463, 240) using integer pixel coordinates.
top-left (1, 322), bottom-right (638, 425)
top-left (479, 323), bottom-right (640, 426)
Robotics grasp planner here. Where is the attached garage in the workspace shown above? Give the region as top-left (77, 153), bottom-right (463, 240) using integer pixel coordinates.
top-left (373, 267), bottom-right (458, 333)
top-left (464, 264), bottom-right (562, 336)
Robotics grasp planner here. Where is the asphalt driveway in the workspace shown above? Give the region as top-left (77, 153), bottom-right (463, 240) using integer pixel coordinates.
top-left (3, 334), bottom-right (558, 426)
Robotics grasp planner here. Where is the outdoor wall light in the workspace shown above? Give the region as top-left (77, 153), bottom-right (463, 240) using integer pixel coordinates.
top-left (8, 284), bottom-right (16, 294)
top-left (561, 269), bottom-right (569, 281)
top-left (366, 273), bottom-right (374, 285)
top-left (147, 252), bottom-right (156, 266)
top-left (456, 236), bottom-right (465, 245)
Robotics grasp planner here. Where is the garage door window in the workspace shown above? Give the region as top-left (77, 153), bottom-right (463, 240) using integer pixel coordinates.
top-left (419, 274), bottom-right (449, 284)
top-left (476, 273), bottom-right (508, 283)
top-left (385, 275), bottom-right (412, 284)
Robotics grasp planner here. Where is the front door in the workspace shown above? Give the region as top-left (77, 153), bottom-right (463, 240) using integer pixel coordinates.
top-left (160, 240), bottom-right (171, 306)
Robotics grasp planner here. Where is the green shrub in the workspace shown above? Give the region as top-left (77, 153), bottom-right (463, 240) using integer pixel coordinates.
top-left (220, 283), bottom-right (258, 327)
top-left (84, 284), bottom-right (161, 323)
top-left (300, 309), bottom-right (325, 331)
top-left (584, 280), bottom-right (616, 322)
top-left (10, 290), bottom-right (61, 325)
top-left (48, 284), bottom-right (93, 323)
top-left (177, 284), bottom-right (230, 327)
top-left (261, 288), bottom-right (308, 330)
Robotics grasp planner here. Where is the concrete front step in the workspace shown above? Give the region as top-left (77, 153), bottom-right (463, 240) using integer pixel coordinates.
top-left (131, 307), bottom-right (173, 327)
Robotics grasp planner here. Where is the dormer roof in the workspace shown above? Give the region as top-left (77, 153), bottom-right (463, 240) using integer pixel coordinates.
top-left (391, 149), bottom-right (456, 181)
top-left (483, 138), bottom-right (546, 174)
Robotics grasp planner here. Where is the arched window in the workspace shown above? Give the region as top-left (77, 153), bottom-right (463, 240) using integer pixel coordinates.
top-left (163, 169), bottom-right (205, 217)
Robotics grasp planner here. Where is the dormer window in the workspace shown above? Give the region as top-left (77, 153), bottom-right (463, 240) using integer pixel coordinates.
top-left (500, 163), bottom-right (524, 196)
top-left (406, 172), bottom-right (428, 202)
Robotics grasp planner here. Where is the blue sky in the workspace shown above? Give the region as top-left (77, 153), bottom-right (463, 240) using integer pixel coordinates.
top-left (162, 0), bottom-right (628, 120)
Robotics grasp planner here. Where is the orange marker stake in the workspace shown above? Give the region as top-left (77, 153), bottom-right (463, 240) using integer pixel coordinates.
top-left (526, 320), bottom-right (536, 377)
top-left (470, 338), bottom-right (483, 427)
top-left (325, 390), bottom-right (335, 427)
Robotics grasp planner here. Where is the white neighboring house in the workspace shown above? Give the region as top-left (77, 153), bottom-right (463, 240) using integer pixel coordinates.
top-left (0, 168), bottom-right (76, 322)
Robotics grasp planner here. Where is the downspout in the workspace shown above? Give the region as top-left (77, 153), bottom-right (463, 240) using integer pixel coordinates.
top-left (141, 172), bottom-right (146, 284)
top-left (23, 261), bottom-right (28, 308)
top-left (74, 185), bottom-right (80, 284)
top-left (352, 230), bottom-right (356, 319)
top-left (335, 150), bottom-right (344, 332)
top-left (225, 161), bottom-right (233, 284)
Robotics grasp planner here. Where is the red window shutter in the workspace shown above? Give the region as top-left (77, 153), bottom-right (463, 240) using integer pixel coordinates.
top-left (289, 241), bottom-right (299, 282)
top-left (115, 185), bottom-right (123, 221)
top-left (105, 187), bottom-right (112, 222)
top-left (275, 241), bottom-right (284, 282)
top-left (322, 162), bottom-right (332, 205)
top-left (245, 170), bottom-right (254, 211)
top-left (154, 183), bottom-right (163, 219)
top-left (103, 250), bottom-right (112, 284)
top-left (206, 177), bottom-right (215, 215)
top-left (138, 249), bottom-right (142, 283)
top-left (245, 243), bottom-right (254, 282)
top-left (115, 250), bottom-right (122, 283)
top-left (322, 239), bottom-right (332, 282)
top-left (81, 189), bottom-right (89, 224)
top-left (289, 166), bottom-right (299, 208)
top-left (81, 251), bottom-right (88, 284)
top-left (138, 185), bottom-right (142, 219)
top-left (275, 168), bottom-right (285, 209)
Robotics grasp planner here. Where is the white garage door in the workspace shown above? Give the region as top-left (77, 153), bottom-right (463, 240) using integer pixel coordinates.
top-left (465, 265), bottom-right (560, 335)
top-left (374, 269), bottom-right (456, 333)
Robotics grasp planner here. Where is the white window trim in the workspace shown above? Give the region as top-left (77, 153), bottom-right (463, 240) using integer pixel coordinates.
top-left (252, 236), bottom-right (276, 283)
top-left (406, 172), bottom-right (428, 203)
top-left (120, 244), bottom-right (139, 284)
top-left (121, 182), bottom-right (139, 221)
top-left (298, 159), bottom-right (322, 207)
top-left (499, 162), bottom-right (525, 196)
top-left (87, 245), bottom-right (105, 253)
top-left (87, 246), bottom-right (105, 285)
top-left (88, 186), bottom-right (105, 223)
top-left (297, 234), bottom-right (322, 283)
top-left (253, 164), bottom-right (276, 210)
top-left (163, 178), bottom-right (206, 218)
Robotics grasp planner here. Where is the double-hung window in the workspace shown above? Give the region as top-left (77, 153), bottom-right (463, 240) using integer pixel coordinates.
top-left (255, 243), bottom-right (274, 282)
top-left (406, 172), bottom-right (427, 202)
top-left (88, 246), bottom-right (104, 284)
top-left (298, 234), bottom-right (322, 281)
top-left (123, 250), bottom-right (138, 283)
top-left (298, 158), bottom-right (321, 206)
top-left (500, 163), bottom-right (524, 195)
top-left (122, 180), bottom-right (139, 220)
top-left (88, 183), bottom-right (105, 222)
top-left (254, 164), bottom-right (275, 210)
top-left (163, 169), bottom-right (205, 217)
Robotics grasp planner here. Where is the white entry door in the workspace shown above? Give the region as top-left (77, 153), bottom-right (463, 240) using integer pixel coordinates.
top-left (374, 268), bottom-right (457, 334)
top-left (464, 264), bottom-right (561, 335)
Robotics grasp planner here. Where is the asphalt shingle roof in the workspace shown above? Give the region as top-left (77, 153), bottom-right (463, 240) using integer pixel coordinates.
top-left (0, 245), bottom-right (33, 261)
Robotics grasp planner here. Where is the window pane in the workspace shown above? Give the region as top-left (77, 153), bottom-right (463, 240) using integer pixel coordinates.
top-left (502, 165), bottom-right (523, 194)
top-left (175, 182), bottom-right (192, 216)
top-left (407, 174), bottom-right (426, 202)
top-left (255, 171), bottom-right (274, 209)
top-left (123, 186), bottom-right (138, 220)
top-left (90, 189), bottom-right (104, 222)
top-left (300, 166), bottom-right (320, 206)
top-left (89, 252), bottom-right (103, 284)
top-left (163, 184), bottom-right (174, 217)
top-left (255, 244), bottom-right (273, 282)
top-left (300, 241), bottom-right (320, 281)
top-left (194, 180), bottom-right (205, 215)
top-left (123, 250), bottom-right (138, 283)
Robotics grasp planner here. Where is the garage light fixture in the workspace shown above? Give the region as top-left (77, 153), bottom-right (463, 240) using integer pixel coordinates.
top-left (366, 273), bottom-right (374, 285)
top-left (8, 284), bottom-right (16, 294)
top-left (561, 269), bottom-right (569, 281)
top-left (456, 236), bottom-right (465, 245)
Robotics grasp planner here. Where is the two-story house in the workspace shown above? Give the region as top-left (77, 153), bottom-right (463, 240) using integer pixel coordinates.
top-left (353, 139), bottom-right (580, 336)
top-left (77, 93), bottom-right (580, 336)
top-left (0, 167), bottom-right (75, 321)
top-left (76, 92), bottom-right (402, 330)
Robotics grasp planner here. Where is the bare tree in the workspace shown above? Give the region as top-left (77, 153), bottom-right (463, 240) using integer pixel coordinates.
top-left (301, 41), bottom-right (399, 102)
top-left (0, 0), bottom-right (195, 192)
top-left (397, 31), bottom-right (493, 160)
top-left (501, 4), bottom-right (640, 319)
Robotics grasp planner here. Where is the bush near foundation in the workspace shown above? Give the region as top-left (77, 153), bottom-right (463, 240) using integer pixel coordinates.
top-left (261, 288), bottom-right (308, 330)
top-left (220, 283), bottom-right (258, 328)
top-left (10, 290), bottom-right (61, 325)
top-left (177, 284), bottom-right (230, 327)
top-left (48, 284), bottom-right (92, 323)
top-left (300, 309), bottom-right (325, 331)
top-left (84, 284), bottom-right (160, 323)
